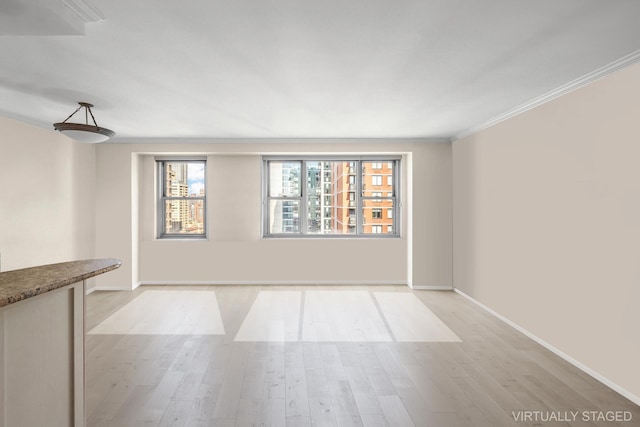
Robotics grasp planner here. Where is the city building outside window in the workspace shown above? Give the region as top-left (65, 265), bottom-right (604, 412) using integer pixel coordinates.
top-left (157, 159), bottom-right (206, 238)
top-left (264, 157), bottom-right (399, 237)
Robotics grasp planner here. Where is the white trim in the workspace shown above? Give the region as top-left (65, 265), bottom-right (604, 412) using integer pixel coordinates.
top-left (453, 288), bottom-right (640, 406)
top-left (454, 49), bottom-right (640, 141)
top-left (85, 285), bottom-right (137, 295)
top-left (138, 280), bottom-right (406, 286)
top-left (410, 285), bottom-right (453, 291)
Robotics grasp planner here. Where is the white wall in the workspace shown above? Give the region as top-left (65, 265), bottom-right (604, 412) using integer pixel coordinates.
top-left (453, 62), bottom-right (640, 402)
top-left (94, 140), bottom-right (452, 289)
top-left (0, 116), bottom-right (95, 272)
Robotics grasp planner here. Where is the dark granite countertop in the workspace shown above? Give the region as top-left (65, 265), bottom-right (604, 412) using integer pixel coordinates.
top-left (0, 258), bottom-right (121, 307)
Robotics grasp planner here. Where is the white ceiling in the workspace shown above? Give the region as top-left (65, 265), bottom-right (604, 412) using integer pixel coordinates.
top-left (1, 0), bottom-right (640, 140)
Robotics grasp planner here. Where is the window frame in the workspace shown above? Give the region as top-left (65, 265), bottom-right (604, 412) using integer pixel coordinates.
top-left (156, 157), bottom-right (207, 239)
top-left (262, 156), bottom-right (401, 238)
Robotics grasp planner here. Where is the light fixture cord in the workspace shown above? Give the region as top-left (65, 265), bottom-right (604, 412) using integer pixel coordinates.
top-left (60, 105), bottom-right (83, 124)
top-left (60, 104), bottom-right (100, 127)
top-left (86, 105), bottom-right (100, 127)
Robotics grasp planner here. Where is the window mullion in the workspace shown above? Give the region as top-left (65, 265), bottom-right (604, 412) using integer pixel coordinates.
top-left (158, 161), bottom-right (165, 238)
top-left (356, 160), bottom-right (363, 234)
top-left (264, 160), bottom-right (271, 236)
top-left (300, 161), bottom-right (307, 235)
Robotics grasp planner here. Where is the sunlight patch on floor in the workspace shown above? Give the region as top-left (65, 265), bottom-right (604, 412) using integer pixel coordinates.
top-left (374, 292), bottom-right (461, 342)
top-left (88, 290), bottom-right (225, 335)
top-left (301, 290), bottom-right (391, 342)
top-left (234, 291), bottom-right (301, 342)
top-left (89, 289), bottom-right (460, 342)
top-left (233, 290), bottom-right (460, 343)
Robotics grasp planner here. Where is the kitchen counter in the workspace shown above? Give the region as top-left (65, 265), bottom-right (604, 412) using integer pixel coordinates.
top-left (0, 258), bottom-right (121, 427)
top-left (0, 258), bottom-right (121, 307)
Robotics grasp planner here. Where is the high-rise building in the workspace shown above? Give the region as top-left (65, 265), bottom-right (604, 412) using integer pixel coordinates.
top-left (166, 163), bottom-right (190, 233)
top-left (307, 161), bottom-right (335, 234)
top-left (361, 161), bottom-right (394, 234)
top-left (268, 162), bottom-right (300, 233)
top-left (331, 161), bottom-right (357, 234)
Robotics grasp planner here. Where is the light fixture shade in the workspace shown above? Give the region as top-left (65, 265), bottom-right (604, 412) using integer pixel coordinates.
top-left (53, 102), bottom-right (115, 143)
top-left (53, 123), bottom-right (115, 143)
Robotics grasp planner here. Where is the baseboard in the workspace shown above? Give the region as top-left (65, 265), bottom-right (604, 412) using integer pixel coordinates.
top-left (410, 284), bottom-right (453, 290)
top-left (453, 288), bottom-right (640, 406)
top-left (138, 280), bottom-right (407, 286)
top-left (85, 285), bottom-right (137, 295)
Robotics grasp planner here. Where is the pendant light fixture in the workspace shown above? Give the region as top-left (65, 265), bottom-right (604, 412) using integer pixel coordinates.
top-left (53, 102), bottom-right (115, 143)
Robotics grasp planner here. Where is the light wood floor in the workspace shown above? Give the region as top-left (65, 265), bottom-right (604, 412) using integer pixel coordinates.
top-left (86, 285), bottom-right (640, 427)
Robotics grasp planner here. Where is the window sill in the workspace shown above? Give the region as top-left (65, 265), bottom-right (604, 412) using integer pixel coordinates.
top-left (262, 234), bottom-right (401, 239)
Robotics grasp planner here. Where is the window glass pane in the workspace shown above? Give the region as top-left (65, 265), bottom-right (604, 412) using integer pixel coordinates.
top-left (306, 161), bottom-right (322, 196)
top-left (362, 161), bottom-right (394, 197)
top-left (269, 199), bottom-right (300, 233)
top-left (307, 195), bottom-right (322, 233)
top-left (163, 199), bottom-right (205, 234)
top-left (269, 161), bottom-right (301, 197)
top-left (362, 199), bottom-right (394, 234)
top-left (164, 162), bottom-right (205, 198)
top-left (307, 161), bottom-right (355, 234)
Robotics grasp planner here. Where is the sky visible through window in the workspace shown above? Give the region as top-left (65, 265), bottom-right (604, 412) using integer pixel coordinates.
top-left (187, 163), bottom-right (205, 195)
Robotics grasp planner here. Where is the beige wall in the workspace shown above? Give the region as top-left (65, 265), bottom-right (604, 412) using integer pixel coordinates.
top-left (0, 116), bottom-right (95, 272)
top-left (453, 63), bottom-right (640, 401)
top-left (94, 140), bottom-right (452, 289)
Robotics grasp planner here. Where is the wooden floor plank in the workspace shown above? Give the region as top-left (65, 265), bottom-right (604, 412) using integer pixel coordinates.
top-left (85, 285), bottom-right (640, 426)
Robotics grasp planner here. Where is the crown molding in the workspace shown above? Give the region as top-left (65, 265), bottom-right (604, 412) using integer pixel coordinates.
top-left (453, 49), bottom-right (640, 141)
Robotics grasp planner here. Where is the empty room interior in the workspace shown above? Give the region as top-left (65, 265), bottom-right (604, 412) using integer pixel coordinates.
top-left (1, 1), bottom-right (639, 426)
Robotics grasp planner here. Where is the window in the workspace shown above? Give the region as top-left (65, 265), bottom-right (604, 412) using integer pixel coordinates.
top-left (264, 157), bottom-right (399, 236)
top-left (157, 159), bottom-right (206, 238)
